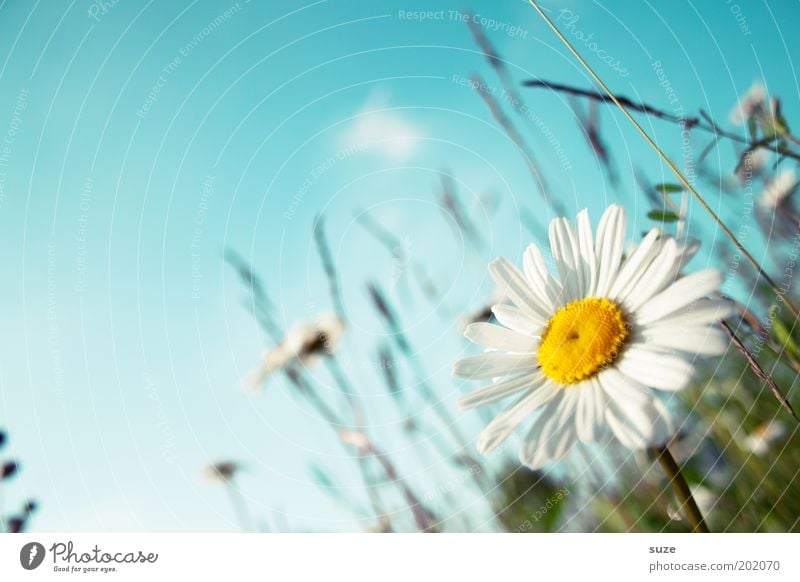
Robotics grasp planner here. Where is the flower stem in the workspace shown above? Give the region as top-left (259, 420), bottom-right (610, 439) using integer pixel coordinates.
top-left (652, 446), bottom-right (709, 533)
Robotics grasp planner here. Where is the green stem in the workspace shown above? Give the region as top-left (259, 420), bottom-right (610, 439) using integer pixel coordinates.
top-left (652, 446), bottom-right (709, 533)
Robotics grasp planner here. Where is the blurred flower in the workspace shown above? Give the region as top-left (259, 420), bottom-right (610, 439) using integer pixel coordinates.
top-left (758, 169), bottom-right (798, 210)
top-left (1, 460), bottom-right (19, 480)
top-left (735, 148), bottom-right (769, 182)
top-left (453, 205), bottom-right (731, 469)
top-left (729, 82), bottom-right (789, 138)
top-left (458, 290), bottom-right (506, 332)
top-left (339, 430), bottom-right (372, 453)
top-left (368, 516), bottom-right (393, 533)
top-left (205, 461), bottom-right (242, 482)
top-left (729, 82), bottom-right (767, 125)
top-left (743, 420), bottom-right (787, 456)
top-left (251, 313), bottom-right (345, 387)
top-left (668, 484), bottom-right (716, 522)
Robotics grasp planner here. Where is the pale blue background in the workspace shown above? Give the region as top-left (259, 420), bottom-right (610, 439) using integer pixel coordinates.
top-left (0, 0), bottom-right (797, 531)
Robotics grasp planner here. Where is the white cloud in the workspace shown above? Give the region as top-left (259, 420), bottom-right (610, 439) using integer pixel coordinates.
top-left (343, 91), bottom-right (423, 161)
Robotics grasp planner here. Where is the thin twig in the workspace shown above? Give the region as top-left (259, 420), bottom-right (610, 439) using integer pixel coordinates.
top-left (523, 79), bottom-right (800, 165)
top-left (524, 79), bottom-right (697, 126)
top-left (313, 216), bottom-right (347, 320)
top-left (720, 320), bottom-right (799, 422)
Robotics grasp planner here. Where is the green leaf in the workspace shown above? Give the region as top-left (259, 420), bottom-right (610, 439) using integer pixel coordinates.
top-left (771, 308), bottom-right (800, 361)
top-left (647, 210), bottom-right (680, 222)
top-left (747, 115), bottom-right (759, 140)
top-left (654, 183), bottom-right (683, 194)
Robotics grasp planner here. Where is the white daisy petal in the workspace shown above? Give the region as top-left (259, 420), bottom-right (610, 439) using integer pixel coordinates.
top-left (639, 324), bottom-right (729, 356)
top-left (605, 397), bottom-right (672, 450)
top-left (549, 218), bottom-right (583, 301)
top-left (464, 322), bottom-right (537, 353)
top-left (635, 269), bottom-right (723, 325)
top-left (576, 209), bottom-right (598, 297)
top-left (649, 397), bottom-right (676, 446)
top-left (476, 383), bottom-right (560, 454)
top-left (525, 420), bottom-right (576, 470)
top-left (576, 378), bottom-right (605, 443)
top-left (594, 205), bottom-right (626, 297)
top-left (616, 345), bottom-right (694, 391)
top-left (597, 366), bottom-right (652, 407)
top-left (605, 382), bottom-right (656, 433)
top-left (604, 387), bottom-right (673, 449)
top-left (523, 244), bottom-right (560, 311)
top-left (609, 228), bottom-right (661, 301)
top-left (598, 368), bottom-right (671, 449)
top-left (520, 389), bottom-right (579, 468)
top-left (489, 258), bottom-right (551, 320)
top-left (653, 298), bottom-right (734, 328)
top-left (623, 238), bottom-right (679, 311)
top-left (453, 353), bottom-right (538, 379)
top-left (491, 304), bottom-right (545, 336)
top-left (458, 372), bottom-right (544, 410)
top-left (675, 237), bottom-right (701, 270)
top-left (605, 402), bottom-right (648, 449)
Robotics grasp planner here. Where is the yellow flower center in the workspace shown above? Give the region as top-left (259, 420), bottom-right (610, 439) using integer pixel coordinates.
top-left (537, 298), bottom-right (629, 385)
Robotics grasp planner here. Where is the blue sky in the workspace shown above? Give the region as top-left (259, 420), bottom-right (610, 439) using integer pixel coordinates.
top-left (1, 0), bottom-right (798, 531)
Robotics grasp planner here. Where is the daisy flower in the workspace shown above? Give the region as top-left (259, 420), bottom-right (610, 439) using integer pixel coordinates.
top-left (729, 82), bottom-right (767, 125)
top-left (452, 205), bottom-right (732, 469)
top-left (758, 168), bottom-right (798, 211)
top-left (743, 420), bottom-right (787, 456)
top-left (205, 461), bottom-right (242, 482)
top-left (251, 313), bottom-right (345, 387)
top-left (457, 290), bottom-right (506, 332)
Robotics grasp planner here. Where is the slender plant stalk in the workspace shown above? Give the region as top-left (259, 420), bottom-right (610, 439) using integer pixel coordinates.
top-left (526, 0), bottom-right (800, 321)
top-left (719, 320), bottom-right (799, 422)
top-left (523, 80), bottom-right (800, 164)
top-left (470, 72), bottom-right (565, 215)
top-left (652, 446), bottom-right (709, 533)
top-left (224, 480), bottom-right (254, 532)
